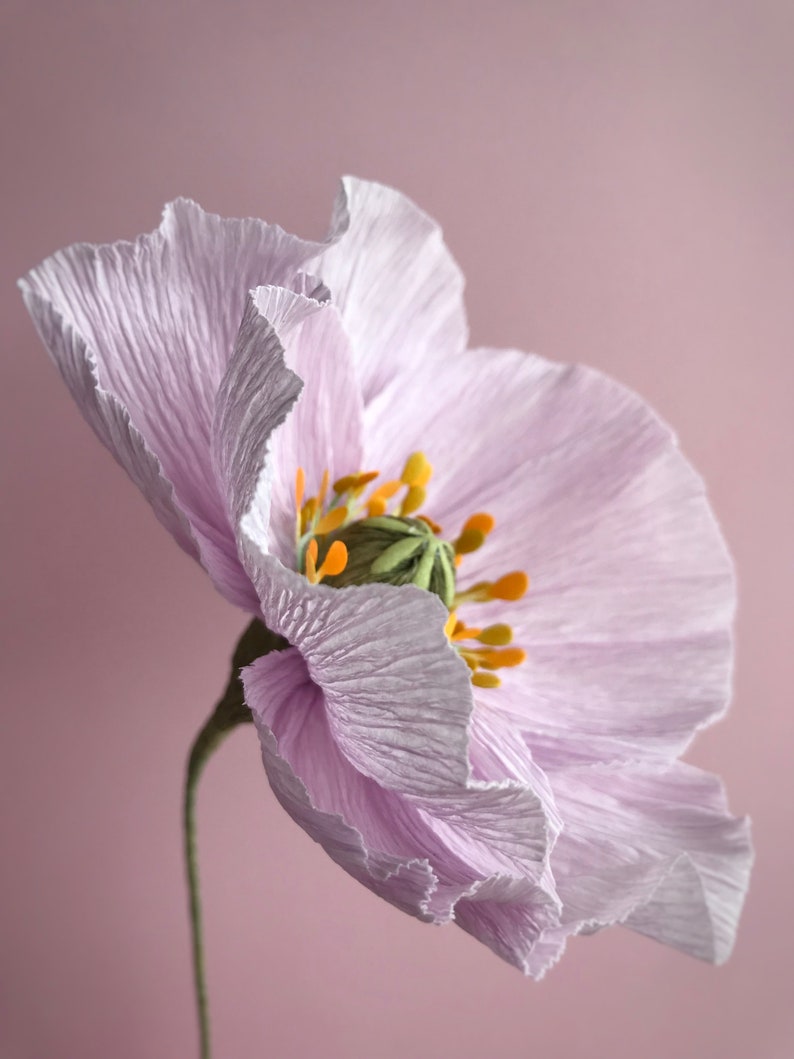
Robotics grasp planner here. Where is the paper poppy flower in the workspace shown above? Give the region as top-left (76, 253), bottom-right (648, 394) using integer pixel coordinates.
top-left (20, 177), bottom-right (752, 977)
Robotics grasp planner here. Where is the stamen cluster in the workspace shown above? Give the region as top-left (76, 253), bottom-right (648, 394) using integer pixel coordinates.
top-left (294, 452), bottom-right (529, 688)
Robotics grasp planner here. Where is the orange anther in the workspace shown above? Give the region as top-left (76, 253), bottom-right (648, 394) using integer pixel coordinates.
top-left (463, 512), bottom-right (495, 536)
top-left (491, 571), bottom-right (529, 601)
top-left (479, 647), bottom-right (527, 670)
top-left (319, 540), bottom-right (348, 578)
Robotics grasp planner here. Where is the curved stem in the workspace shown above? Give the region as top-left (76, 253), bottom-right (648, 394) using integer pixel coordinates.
top-left (183, 713), bottom-right (233, 1059)
top-left (182, 618), bottom-right (287, 1059)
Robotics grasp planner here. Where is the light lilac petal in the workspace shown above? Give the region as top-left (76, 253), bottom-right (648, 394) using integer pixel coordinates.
top-left (364, 346), bottom-right (734, 761)
top-left (454, 901), bottom-right (575, 978)
top-left (21, 290), bottom-right (197, 560)
top-left (242, 554), bottom-right (473, 798)
top-left (257, 290), bottom-right (364, 566)
top-left (20, 199), bottom-right (331, 594)
top-left (548, 762), bottom-right (753, 963)
top-left (245, 649), bottom-right (440, 919)
top-left (213, 283), bottom-right (363, 570)
top-left (244, 647), bottom-right (555, 924)
top-left (312, 176), bottom-right (468, 404)
top-left (211, 280), bottom-right (365, 578)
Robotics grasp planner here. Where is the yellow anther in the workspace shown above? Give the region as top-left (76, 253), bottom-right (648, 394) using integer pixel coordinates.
top-left (401, 451), bottom-right (433, 487)
top-left (333, 473), bottom-right (361, 495)
top-left (334, 470), bottom-right (380, 495)
top-left (295, 467), bottom-right (306, 515)
top-left (477, 647), bottom-right (527, 670)
top-left (476, 624), bottom-right (513, 646)
top-left (454, 527), bottom-right (486, 555)
top-left (400, 485), bottom-right (426, 516)
top-left (463, 512), bottom-right (495, 536)
top-left (444, 611), bottom-right (458, 639)
top-left (314, 507), bottom-right (348, 535)
top-left (300, 496), bottom-right (319, 534)
top-left (491, 572), bottom-right (529, 601)
top-left (472, 671), bottom-right (501, 688)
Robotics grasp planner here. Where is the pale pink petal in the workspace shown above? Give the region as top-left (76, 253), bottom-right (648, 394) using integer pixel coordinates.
top-left (454, 901), bottom-right (575, 978)
top-left (313, 176), bottom-right (468, 403)
top-left (242, 553), bottom-right (473, 797)
top-left (548, 762), bottom-right (752, 963)
top-left (211, 283), bottom-right (363, 573)
top-left (364, 346), bottom-right (734, 761)
top-left (20, 199), bottom-right (331, 599)
top-left (244, 647), bottom-right (556, 923)
top-left (258, 290), bottom-right (364, 566)
top-left (246, 649), bottom-right (440, 919)
top-left (21, 290), bottom-right (197, 560)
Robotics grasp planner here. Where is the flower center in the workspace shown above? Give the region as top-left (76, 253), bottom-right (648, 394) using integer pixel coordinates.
top-left (293, 453), bottom-right (529, 688)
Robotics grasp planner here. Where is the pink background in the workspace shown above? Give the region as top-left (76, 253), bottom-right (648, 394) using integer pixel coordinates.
top-left (1, 2), bottom-right (791, 1057)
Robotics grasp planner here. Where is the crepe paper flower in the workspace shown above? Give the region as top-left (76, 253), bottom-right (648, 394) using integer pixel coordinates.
top-left (21, 178), bottom-right (752, 1055)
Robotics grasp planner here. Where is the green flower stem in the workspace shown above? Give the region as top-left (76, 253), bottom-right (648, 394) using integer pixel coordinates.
top-left (183, 619), bottom-right (287, 1059)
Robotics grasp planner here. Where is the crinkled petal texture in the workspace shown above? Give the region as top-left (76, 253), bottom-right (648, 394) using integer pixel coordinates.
top-left (20, 177), bottom-right (453, 603)
top-left (361, 343), bottom-right (752, 965)
top-left (242, 559), bottom-right (561, 958)
top-left (22, 177), bottom-right (751, 973)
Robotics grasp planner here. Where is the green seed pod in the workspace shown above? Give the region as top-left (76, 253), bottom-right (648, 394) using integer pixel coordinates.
top-left (318, 515), bottom-right (456, 606)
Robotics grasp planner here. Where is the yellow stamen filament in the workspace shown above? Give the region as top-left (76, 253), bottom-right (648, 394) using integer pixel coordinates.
top-left (366, 496), bottom-right (388, 518)
top-left (451, 621), bottom-right (483, 642)
top-left (317, 469), bottom-right (330, 508)
top-left (400, 484), bottom-right (426, 516)
top-left (444, 611), bottom-right (458, 639)
top-left (295, 467), bottom-right (306, 516)
top-left (300, 496), bottom-right (319, 534)
top-left (305, 538), bottom-right (319, 582)
top-left (314, 507), bottom-right (348, 535)
top-left (417, 514), bottom-right (443, 534)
